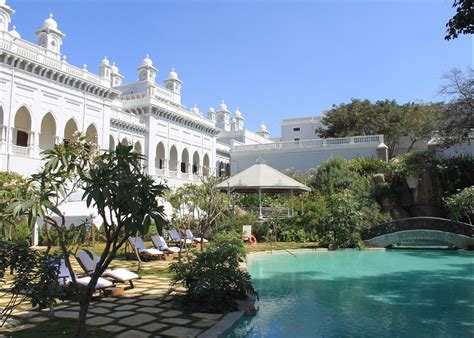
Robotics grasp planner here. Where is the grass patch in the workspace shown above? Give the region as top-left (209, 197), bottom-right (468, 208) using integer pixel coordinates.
top-left (10, 318), bottom-right (114, 338)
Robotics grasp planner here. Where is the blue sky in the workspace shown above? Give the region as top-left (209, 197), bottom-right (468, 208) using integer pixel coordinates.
top-left (8, 0), bottom-right (472, 136)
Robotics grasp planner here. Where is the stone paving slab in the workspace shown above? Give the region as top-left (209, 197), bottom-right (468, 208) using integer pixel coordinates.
top-left (160, 326), bottom-right (203, 337)
top-left (140, 322), bottom-right (169, 332)
top-left (191, 312), bottom-right (222, 320)
top-left (136, 306), bottom-right (165, 314)
top-left (116, 304), bottom-right (139, 311)
top-left (101, 324), bottom-right (127, 332)
top-left (107, 310), bottom-right (136, 318)
top-left (160, 310), bottom-right (182, 317)
top-left (160, 317), bottom-right (192, 325)
top-left (119, 313), bottom-right (156, 326)
top-left (86, 316), bottom-right (115, 326)
top-left (115, 329), bottom-right (150, 338)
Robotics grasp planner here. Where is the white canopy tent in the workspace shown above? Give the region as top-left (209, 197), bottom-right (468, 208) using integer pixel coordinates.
top-left (216, 162), bottom-right (310, 219)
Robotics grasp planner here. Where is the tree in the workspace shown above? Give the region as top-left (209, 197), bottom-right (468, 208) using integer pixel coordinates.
top-left (436, 68), bottom-right (474, 147)
top-left (317, 99), bottom-right (438, 158)
top-left (445, 0), bottom-right (474, 40)
top-left (170, 175), bottom-right (236, 250)
top-left (9, 137), bottom-right (167, 337)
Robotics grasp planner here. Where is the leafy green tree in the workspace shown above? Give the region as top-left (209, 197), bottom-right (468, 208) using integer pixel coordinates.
top-left (444, 186), bottom-right (474, 224)
top-left (317, 99), bottom-right (438, 158)
top-left (171, 176), bottom-right (236, 250)
top-left (445, 0), bottom-right (473, 40)
top-left (436, 68), bottom-right (474, 147)
top-left (7, 137), bottom-right (167, 337)
top-left (311, 157), bottom-right (364, 195)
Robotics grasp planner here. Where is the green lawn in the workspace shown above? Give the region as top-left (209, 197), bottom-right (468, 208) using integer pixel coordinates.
top-left (244, 241), bottom-right (320, 253)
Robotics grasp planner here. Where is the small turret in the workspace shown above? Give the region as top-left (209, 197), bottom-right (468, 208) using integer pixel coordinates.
top-left (207, 107), bottom-right (216, 122)
top-left (257, 121), bottom-right (269, 139)
top-left (137, 54), bottom-right (157, 83)
top-left (35, 13), bottom-right (65, 59)
top-left (216, 100), bottom-right (230, 131)
top-left (0, 0), bottom-right (15, 32)
top-left (164, 68), bottom-right (182, 95)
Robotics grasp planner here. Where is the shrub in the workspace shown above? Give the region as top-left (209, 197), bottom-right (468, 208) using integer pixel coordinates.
top-left (0, 172), bottom-right (30, 241)
top-left (323, 190), bottom-right (387, 248)
top-left (436, 154), bottom-right (474, 196)
top-left (277, 194), bottom-right (328, 242)
top-left (349, 156), bottom-right (390, 177)
top-left (311, 157), bottom-right (365, 195)
top-left (170, 232), bottom-right (257, 313)
top-left (444, 186), bottom-right (474, 224)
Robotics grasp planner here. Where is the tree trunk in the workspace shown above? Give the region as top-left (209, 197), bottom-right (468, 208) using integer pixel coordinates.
top-left (76, 279), bottom-right (96, 338)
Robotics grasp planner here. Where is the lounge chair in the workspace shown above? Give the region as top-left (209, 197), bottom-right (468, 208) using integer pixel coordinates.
top-left (129, 236), bottom-right (164, 260)
top-left (168, 229), bottom-right (192, 245)
top-left (186, 229), bottom-right (208, 244)
top-left (151, 235), bottom-right (182, 254)
top-left (76, 249), bottom-right (139, 288)
top-left (57, 259), bottom-right (114, 294)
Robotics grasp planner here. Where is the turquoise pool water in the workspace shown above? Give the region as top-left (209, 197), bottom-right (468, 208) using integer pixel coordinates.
top-left (228, 249), bottom-right (474, 338)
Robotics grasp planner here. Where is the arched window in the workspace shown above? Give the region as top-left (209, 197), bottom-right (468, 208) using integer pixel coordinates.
top-left (181, 148), bottom-right (189, 173)
top-left (121, 138), bottom-right (129, 146)
top-left (109, 135), bottom-right (115, 151)
top-left (39, 113), bottom-right (56, 150)
top-left (85, 124), bottom-right (98, 145)
top-left (169, 146), bottom-right (178, 171)
top-left (218, 162), bottom-right (225, 177)
top-left (14, 106), bottom-right (32, 147)
top-left (156, 142), bottom-right (166, 169)
top-left (64, 118), bottom-right (78, 141)
top-left (192, 151), bottom-right (200, 174)
top-left (203, 154), bottom-right (210, 175)
top-left (134, 141), bottom-right (142, 154)
top-left (225, 163), bottom-right (231, 176)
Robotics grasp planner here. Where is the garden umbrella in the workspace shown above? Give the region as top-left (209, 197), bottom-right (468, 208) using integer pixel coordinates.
top-left (216, 161), bottom-right (310, 219)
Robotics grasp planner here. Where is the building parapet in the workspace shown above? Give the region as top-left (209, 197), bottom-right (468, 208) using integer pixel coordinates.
top-left (232, 135), bottom-right (384, 152)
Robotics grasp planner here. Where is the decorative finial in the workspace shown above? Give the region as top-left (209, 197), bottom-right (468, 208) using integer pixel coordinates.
top-left (146, 54), bottom-right (149, 58)
top-left (12, 25), bottom-right (16, 31)
top-left (49, 13), bottom-right (53, 19)
top-left (256, 156), bottom-right (265, 164)
top-left (62, 55), bottom-right (67, 61)
top-left (83, 64), bottom-right (88, 70)
top-left (171, 67), bottom-right (175, 72)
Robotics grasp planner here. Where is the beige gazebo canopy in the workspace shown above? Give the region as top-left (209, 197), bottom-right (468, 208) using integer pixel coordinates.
top-left (216, 162), bottom-right (311, 219)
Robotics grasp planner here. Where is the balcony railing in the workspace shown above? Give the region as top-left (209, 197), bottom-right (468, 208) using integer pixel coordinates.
top-left (11, 145), bottom-right (32, 157)
top-left (232, 135), bottom-right (384, 153)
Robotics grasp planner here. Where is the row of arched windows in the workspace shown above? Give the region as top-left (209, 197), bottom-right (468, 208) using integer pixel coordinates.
top-left (3, 105), bottom-right (98, 150)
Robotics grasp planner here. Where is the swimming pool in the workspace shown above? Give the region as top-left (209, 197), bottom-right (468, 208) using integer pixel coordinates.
top-left (228, 249), bottom-right (474, 337)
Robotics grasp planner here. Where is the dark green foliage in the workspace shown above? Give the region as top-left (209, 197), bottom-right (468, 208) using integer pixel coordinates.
top-left (252, 221), bottom-right (271, 242)
top-left (0, 241), bottom-right (66, 325)
top-left (444, 186), bottom-right (474, 224)
top-left (0, 172), bottom-right (30, 241)
top-left (170, 233), bottom-right (257, 313)
top-left (436, 154), bottom-right (474, 196)
top-left (445, 0), bottom-right (473, 40)
top-left (277, 194), bottom-right (328, 242)
top-left (349, 157), bottom-right (390, 177)
top-left (311, 157), bottom-right (364, 195)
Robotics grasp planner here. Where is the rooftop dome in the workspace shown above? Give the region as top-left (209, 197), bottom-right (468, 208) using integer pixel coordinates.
top-left (259, 121), bottom-right (268, 133)
top-left (10, 25), bottom-right (20, 39)
top-left (219, 100), bottom-right (228, 112)
top-left (208, 107), bottom-right (215, 113)
top-left (168, 68), bottom-right (178, 80)
top-left (235, 107), bottom-right (242, 118)
top-left (43, 13), bottom-right (57, 30)
top-left (111, 62), bottom-right (119, 73)
top-left (101, 56), bottom-right (110, 66)
top-left (142, 54), bottom-right (153, 67)
top-left (191, 104), bottom-right (199, 115)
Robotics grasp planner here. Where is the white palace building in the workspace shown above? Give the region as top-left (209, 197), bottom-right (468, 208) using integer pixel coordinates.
top-left (0, 1), bottom-right (396, 188)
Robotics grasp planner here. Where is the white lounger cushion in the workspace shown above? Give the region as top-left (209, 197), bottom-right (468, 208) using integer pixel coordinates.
top-left (103, 268), bottom-right (139, 282)
top-left (169, 229), bottom-right (192, 244)
top-left (130, 237), bottom-right (163, 256)
top-left (58, 259), bottom-right (113, 289)
top-left (186, 229), bottom-right (209, 243)
top-left (151, 235), bottom-right (181, 253)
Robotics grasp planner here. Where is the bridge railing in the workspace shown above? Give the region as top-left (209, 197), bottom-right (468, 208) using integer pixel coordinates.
top-left (362, 217), bottom-right (473, 240)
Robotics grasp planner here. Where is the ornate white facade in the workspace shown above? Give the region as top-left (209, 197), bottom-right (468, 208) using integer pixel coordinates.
top-left (0, 1), bottom-right (269, 187)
